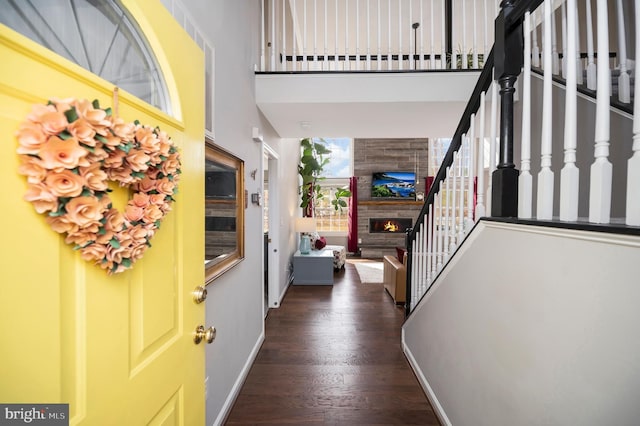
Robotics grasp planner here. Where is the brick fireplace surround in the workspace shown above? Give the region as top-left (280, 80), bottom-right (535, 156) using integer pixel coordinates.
top-left (354, 138), bottom-right (428, 259)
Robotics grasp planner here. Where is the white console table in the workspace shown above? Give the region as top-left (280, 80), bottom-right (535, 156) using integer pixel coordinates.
top-left (292, 249), bottom-right (334, 285)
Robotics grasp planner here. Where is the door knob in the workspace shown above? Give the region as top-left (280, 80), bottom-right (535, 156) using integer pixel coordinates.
top-left (193, 286), bottom-right (207, 304)
top-left (194, 325), bottom-right (217, 344)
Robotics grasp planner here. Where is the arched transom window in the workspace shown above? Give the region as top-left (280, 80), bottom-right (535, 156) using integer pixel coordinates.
top-left (0, 0), bottom-right (170, 114)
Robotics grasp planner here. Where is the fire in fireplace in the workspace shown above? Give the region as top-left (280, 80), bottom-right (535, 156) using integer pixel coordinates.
top-left (369, 218), bottom-right (412, 233)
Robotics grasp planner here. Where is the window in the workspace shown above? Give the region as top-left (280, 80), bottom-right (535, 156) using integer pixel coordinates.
top-left (313, 137), bottom-right (352, 234)
top-left (0, 0), bottom-right (170, 114)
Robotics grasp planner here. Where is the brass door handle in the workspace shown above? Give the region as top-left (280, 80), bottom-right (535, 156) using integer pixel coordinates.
top-left (193, 286), bottom-right (207, 304)
top-left (194, 325), bottom-right (216, 344)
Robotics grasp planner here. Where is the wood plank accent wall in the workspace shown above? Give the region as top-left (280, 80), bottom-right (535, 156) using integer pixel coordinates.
top-left (354, 138), bottom-right (428, 258)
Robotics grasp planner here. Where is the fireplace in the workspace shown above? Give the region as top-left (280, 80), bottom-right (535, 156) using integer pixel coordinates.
top-left (369, 218), bottom-right (412, 233)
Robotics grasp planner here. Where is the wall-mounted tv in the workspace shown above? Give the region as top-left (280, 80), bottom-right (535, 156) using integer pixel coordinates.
top-left (372, 172), bottom-right (416, 199)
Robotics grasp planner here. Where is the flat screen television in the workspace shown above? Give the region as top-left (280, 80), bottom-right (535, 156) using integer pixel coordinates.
top-left (372, 171), bottom-right (416, 199)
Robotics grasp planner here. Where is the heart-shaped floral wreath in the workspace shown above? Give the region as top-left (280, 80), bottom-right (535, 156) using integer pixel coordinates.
top-left (16, 98), bottom-right (181, 274)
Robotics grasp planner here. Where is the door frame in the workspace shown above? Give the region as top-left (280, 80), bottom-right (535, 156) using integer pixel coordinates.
top-left (262, 142), bottom-right (281, 309)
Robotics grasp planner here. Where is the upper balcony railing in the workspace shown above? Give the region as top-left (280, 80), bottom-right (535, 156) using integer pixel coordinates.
top-left (260, 0), bottom-right (500, 72)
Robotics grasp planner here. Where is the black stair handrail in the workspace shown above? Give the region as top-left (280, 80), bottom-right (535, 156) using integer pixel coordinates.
top-left (405, 0), bottom-right (546, 317)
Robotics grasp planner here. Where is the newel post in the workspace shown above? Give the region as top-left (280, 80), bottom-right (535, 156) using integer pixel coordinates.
top-left (491, 0), bottom-right (522, 217)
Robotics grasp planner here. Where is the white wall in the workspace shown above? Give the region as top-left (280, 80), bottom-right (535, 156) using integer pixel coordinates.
top-left (160, 1), bottom-right (301, 424)
top-left (403, 221), bottom-right (640, 426)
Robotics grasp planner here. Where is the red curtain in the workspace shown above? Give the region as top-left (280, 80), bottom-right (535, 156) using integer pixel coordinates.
top-left (347, 176), bottom-right (358, 253)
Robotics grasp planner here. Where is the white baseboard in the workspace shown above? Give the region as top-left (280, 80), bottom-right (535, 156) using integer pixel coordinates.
top-left (402, 329), bottom-right (452, 426)
top-left (212, 331), bottom-right (265, 426)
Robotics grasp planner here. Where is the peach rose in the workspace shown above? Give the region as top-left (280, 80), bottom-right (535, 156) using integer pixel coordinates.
top-left (67, 118), bottom-right (96, 145)
top-left (126, 150), bottom-right (150, 172)
top-left (129, 244), bottom-right (148, 262)
top-left (127, 225), bottom-right (148, 244)
top-left (148, 194), bottom-right (166, 206)
top-left (79, 162), bottom-right (108, 192)
top-left (103, 133), bottom-right (124, 148)
top-left (44, 169), bottom-right (86, 198)
top-left (24, 183), bottom-right (58, 213)
top-left (40, 111), bottom-right (69, 136)
top-left (103, 149), bottom-right (126, 169)
top-left (18, 156), bottom-right (47, 183)
top-left (80, 243), bottom-right (107, 262)
top-left (106, 167), bottom-right (135, 185)
top-left (39, 136), bottom-right (88, 170)
top-left (131, 193), bottom-right (150, 208)
top-left (86, 146), bottom-right (109, 163)
top-left (65, 229), bottom-right (95, 247)
top-left (104, 209), bottom-right (125, 232)
top-left (26, 103), bottom-right (56, 122)
top-left (74, 99), bottom-right (110, 134)
top-left (16, 121), bottom-right (47, 155)
top-left (64, 196), bottom-right (105, 227)
top-left (125, 204), bottom-right (144, 222)
top-left (45, 215), bottom-right (77, 234)
top-left (95, 229), bottom-right (115, 245)
top-left (110, 116), bottom-right (135, 140)
top-left (136, 176), bottom-right (156, 193)
top-left (161, 153), bottom-right (181, 175)
top-left (141, 204), bottom-right (163, 224)
top-left (156, 178), bottom-right (175, 196)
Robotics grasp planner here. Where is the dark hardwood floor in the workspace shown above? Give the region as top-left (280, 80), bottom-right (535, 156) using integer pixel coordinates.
top-left (225, 259), bottom-right (440, 425)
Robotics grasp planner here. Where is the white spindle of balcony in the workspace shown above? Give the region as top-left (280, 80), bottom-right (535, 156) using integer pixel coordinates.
top-left (261, 0), bottom-right (266, 71)
top-left (292, 0), bottom-right (297, 70)
top-left (440, 0), bottom-right (446, 69)
top-left (449, 154), bottom-right (457, 254)
top-left (627, 0), bottom-right (640, 226)
top-left (443, 167), bottom-right (451, 262)
top-left (560, 0), bottom-right (579, 222)
top-left (282, 0), bottom-right (288, 71)
top-left (355, 0), bottom-right (360, 70)
top-left (377, 0), bottom-right (381, 70)
top-left (472, 1), bottom-right (478, 69)
top-left (532, 9), bottom-right (541, 68)
top-left (551, 4), bottom-right (560, 75)
top-left (303, 0), bottom-right (308, 70)
top-left (435, 184), bottom-right (444, 273)
top-left (334, 0), bottom-right (339, 69)
top-left (324, 0), bottom-right (328, 70)
top-left (344, 0), bottom-right (349, 70)
top-left (367, 0), bottom-right (372, 69)
top-left (589, 0), bottom-right (612, 224)
top-left (537, 0), bottom-right (555, 220)
top-left (387, 0), bottom-right (392, 70)
top-left (584, 0), bottom-right (597, 90)
top-left (398, 0), bottom-right (403, 70)
top-left (519, 11), bottom-right (533, 219)
top-left (483, 0), bottom-right (489, 68)
top-left (461, 0), bottom-right (467, 69)
top-left (476, 91), bottom-right (487, 219)
top-left (464, 128), bottom-right (474, 232)
top-left (616, 0), bottom-right (631, 104)
top-left (561, 1), bottom-right (567, 79)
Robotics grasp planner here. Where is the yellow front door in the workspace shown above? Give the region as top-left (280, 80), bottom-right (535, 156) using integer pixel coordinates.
top-left (0, 2), bottom-right (205, 424)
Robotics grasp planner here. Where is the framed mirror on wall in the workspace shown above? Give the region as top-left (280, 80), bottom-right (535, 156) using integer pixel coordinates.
top-left (205, 139), bottom-right (245, 283)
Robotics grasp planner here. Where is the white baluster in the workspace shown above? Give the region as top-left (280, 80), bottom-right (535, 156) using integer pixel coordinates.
top-left (538, 0), bottom-right (555, 220)
top-left (458, 142), bottom-right (466, 242)
top-left (451, 1), bottom-right (457, 69)
top-left (466, 122), bottom-right (475, 229)
top-left (335, 0), bottom-right (339, 69)
top-left (398, 0), bottom-right (403, 70)
top-left (616, 0), bottom-right (631, 103)
top-left (421, 214), bottom-right (428, 294)
top-left (441, 0), bottom-right (446, 69)
top-left (472, 0), bottom-right (478, 68)
top-left (561, 0), bottom-right (567, 79)
top-left (585, 0), bottom-right (596, 90)
top-left (532, 9), bottom-right (541, 68)
top-left (426, 203), bottom-right (433, 286)
top-left (303, 0), bottom-right (308, 70)
top-left (483, 0), bottom-right (489, 67)
top-left (575, 4), bottom-right (583, 85)
top-left (366, 0), bottom-right (371, 70)
top-left (519, 11), bottom-right (533, 219)
top-left (476, 91), bottom-right (487, 219)
top-left (551, 4), bottom-right (560, 75)
top-left (409, 0), bottom-right (414, 70)
top-left (627, 0), bottom-right (640, 226)
top-left (282, 0), bottom-right (287, 71)
top-left (355, 0), bottom-right (360, 70)
top-left (292, 0), bottom-right (297, 70)
top-left (436, 184), bottom-right (444, 273)
top-left (462, 0), bottom-right (467, 69)
top-left (323, 0), bottom-right (328, 70)
top-left (589, 0), bottom-right (612, 223)
top-left (388, 0), bottom-right (392, 70)
top-left (377, 0), bottom-right (382, 70)
top-left (449, 156), bottom-right (457, 254)
top-left (311, 0), bottom-right (317, 70)
top-left (560, 0), bottom-right (579, 222)
top-left (345, 0), bottom-right (349, 70)
top-left (443, 167), bottom-right (451, 262)
top-left (430, 0), bottom-right (436, 69)
top-left (261, 0), bottom-right (266, 71)
top-left (419, 0), bottom-right (425, 70)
